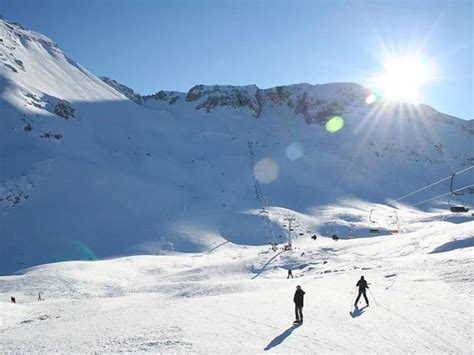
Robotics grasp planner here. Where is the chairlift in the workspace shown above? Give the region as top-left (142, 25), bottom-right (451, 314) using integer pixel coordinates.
top-left (368, 209), bottom-right (380, 233)
top-left (387, 211), bottom-right (400, 234)
top-left (449, 173), bottom-right (469, 213)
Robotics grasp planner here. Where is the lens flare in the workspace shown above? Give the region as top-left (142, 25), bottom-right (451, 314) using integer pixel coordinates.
top-left (365, 93), bottom-right (377, 105)
top-left (285, 143), bottom-right (304, 161)
top-left (72, 240), bottom-right (98, 260)
top-left (254, 158), bottom-right (279, 183)
top-left (325, 116), bottom-right (344, 133)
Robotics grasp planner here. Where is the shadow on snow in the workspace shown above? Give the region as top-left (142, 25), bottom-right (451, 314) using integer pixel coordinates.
top-left (264, 323), bottom-right (302, 351)
top-left (350, 304), bottom-right (368, 318)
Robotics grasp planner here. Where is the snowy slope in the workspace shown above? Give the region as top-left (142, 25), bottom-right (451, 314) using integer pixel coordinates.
top-left (0, 218), bottom-right (472, 353)
top-left (0, 17), bottom-right (473, 275)
top-left (0, 19), bottom-right (124, 102)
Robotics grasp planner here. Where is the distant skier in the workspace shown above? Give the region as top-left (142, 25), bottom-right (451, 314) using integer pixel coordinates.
top-left (354, 276), bottom-right (369, 307)
top-left (287, 269), bottom-right (294, 279)
top-left (293, 285), bottom-right (305, 323)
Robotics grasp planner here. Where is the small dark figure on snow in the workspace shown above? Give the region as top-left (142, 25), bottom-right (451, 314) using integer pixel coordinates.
top-left (293, 285), bottom-right (305, 323)
top-left (354, 276), bottom-right (369, 307)
top-left (10, 296), bottom-right (16, 303)
top-left (287, 269), bottom-right (294, 279)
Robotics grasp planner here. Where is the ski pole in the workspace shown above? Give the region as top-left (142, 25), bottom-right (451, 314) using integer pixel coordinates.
top-left (350, 287), bottom-right (357, 308)
top-left (368, 288), bottom-right (380, 306)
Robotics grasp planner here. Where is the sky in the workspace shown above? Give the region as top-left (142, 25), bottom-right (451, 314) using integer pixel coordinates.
top-left (0, 0), bottom-right (472, 119)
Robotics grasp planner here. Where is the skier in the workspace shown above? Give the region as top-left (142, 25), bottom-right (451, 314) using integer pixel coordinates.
top-left (354, 275), bottom-right (369, 307)
top-left (293, 285), bottom-right (305, 323)
top-left (287, 269), bottom-right (294, 279)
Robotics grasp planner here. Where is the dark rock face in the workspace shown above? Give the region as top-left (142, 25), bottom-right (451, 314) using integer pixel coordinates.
top-left (144, 90), bottom-right (182, 105)
top-left (53, 99), bottom-right (75, 120)
top-left (185, 85), bottom-right (262, 117)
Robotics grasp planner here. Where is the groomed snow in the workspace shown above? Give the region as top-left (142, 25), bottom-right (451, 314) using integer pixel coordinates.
top-left (1, 217), bottom-right (472, 353)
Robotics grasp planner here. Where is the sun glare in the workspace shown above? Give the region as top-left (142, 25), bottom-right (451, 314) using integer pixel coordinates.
top-left (374, 55), bottom-right (432, 103)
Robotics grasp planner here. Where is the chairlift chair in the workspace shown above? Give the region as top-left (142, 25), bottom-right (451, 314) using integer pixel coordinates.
top-left (449, 203), bottom-right (469, 213)
top-left (369, 209), bottom-right (380, 233)
top-left (449, 173), bottom-right (470, 213)
top-left (387, 211), bottom-right (400, 234)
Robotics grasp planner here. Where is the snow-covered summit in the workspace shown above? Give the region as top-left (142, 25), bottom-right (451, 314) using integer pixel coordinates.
top-left (0, 18), bottom-right (124, 102)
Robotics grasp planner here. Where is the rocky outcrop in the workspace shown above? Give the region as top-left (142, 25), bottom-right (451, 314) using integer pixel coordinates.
top-left (185, 85), bottom-right (262, 117)
top-left (173, 82), bottom-right (369, 124)
top-left (100, 76), bottom-right (142, 104)
top-left (53, 99), bottom-right (75, 119)
top-left (143, 90), bottom-right (183, 105)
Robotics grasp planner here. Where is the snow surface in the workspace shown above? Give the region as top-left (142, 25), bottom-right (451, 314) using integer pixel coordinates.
top-left (1, 216), bottom-right (472, 353)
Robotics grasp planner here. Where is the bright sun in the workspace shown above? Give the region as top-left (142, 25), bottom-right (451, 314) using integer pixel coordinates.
top-left (374, 55), bottom-right (432, 103)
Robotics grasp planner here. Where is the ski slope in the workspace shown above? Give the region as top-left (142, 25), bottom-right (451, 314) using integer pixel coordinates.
top-left (1, 216), bottom-right (472, 353)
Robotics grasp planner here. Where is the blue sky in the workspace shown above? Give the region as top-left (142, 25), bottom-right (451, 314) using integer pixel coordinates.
top-left (1, 0), bottom-right (472, 119)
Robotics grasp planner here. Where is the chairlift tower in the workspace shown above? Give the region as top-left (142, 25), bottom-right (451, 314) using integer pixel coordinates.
top-left (283, 217), bottom-right (296, 249)
top-left (247, 141), bottom-right (276, 245)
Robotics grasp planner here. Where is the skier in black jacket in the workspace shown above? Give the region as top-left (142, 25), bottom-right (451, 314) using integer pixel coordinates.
top-left (293, 285), bottom-right (305, 323)
top-left (354, 276), bottom-right (369, 307)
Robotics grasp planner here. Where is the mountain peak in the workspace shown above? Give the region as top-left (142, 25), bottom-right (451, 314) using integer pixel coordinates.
top-left (0, 17), bottom-right (125, 102)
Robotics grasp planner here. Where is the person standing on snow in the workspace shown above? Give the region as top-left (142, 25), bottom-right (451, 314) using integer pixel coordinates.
top-left (354, 275), bottom-right (369, 307)
top-left (293, 285), bottom-right (305, 323)
top-left (287, 269), bottom-right (294, 279)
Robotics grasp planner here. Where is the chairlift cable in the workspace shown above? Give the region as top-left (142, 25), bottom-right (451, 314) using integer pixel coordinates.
top-left (408, 183), bottom-right (474, 207)
top-left (391, 165), bottom-right (473, 204)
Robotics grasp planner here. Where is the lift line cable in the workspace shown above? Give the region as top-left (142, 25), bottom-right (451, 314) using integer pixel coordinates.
top-left (407, 183), bottom-right (474, 208)
top-left (391, 165), bottom-right (473, 204)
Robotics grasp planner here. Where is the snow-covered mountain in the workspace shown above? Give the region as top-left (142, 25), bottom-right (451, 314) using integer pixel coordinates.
top-left (0, 18), bottom-right (472, 275)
